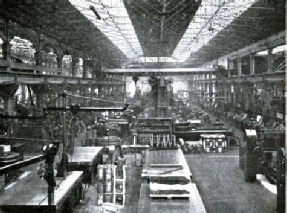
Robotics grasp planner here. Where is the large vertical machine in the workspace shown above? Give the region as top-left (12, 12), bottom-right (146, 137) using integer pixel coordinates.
top-left (239, 119), bottom-right (285, 213)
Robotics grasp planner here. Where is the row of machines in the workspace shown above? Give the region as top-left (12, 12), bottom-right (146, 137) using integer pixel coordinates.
top-left (178, 134), bottom-right (227, 154)
top-left (137, 118), bottom-right (177, 148)
top-left (174, 118), bottom-right (232, 153)
top-left (136, 116), bottom-right (232, 153)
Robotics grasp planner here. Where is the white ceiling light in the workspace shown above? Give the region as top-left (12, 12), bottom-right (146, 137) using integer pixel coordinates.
top-left (69, 0), bottom-right (143, 59)
top-left (172, 0), bottom-right (256, 62)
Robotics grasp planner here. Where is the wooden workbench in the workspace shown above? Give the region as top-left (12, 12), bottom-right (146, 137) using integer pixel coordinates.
top-left (0, 170), bottom-right (83, 213)
top-left (68, 146), bottom-right (103, 184)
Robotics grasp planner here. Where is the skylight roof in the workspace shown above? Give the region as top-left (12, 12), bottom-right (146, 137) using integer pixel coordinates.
top-left (172, 0), bottom-right (256, 62)
top-left (256, 44), bottom-right (286, 55)
top-left (69, 0), bottom-right (143, 59)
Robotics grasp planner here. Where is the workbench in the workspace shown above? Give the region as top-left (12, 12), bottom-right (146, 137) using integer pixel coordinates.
top-left (68, 146), bottom-right (103, 184)
top-left (138, 183), bottom-right (206, 213)
top-left (0, 170), bottom-right (83, 213)
top-left (142, 148), bottom-right (192, 180)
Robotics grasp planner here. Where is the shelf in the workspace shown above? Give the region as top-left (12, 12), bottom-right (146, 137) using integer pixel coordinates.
top-left (97, 164), bottom-right (127, 206)
top-left (113, 165), bottom-right (126, 207)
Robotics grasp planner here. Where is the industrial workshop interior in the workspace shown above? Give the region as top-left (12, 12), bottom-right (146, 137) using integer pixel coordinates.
top-left (0, 0), bottom-right (285, 213)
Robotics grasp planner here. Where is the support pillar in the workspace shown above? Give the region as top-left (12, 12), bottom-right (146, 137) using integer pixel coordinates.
top-left (2, 39), bottom-right (11, 62)
top-left (239, 84), bottom-right (244, 111)
top-left (90, 84), bottom-right (95, 98)
top-left (0, 84), bottom-right (18, 115)
top-left (21, 84), bottom-right (26, 103)
top-left (36, 92), bottom-right (44, 110)
top-left (31, 85), bottom-right (51, 112)
top-left (91, 58), bottom-right (96, 79)
top-left (56, 51), bottom-right (63, 74)
top-left (250, 54), bottom-right (255, 75)
top-left (95, 60), bottom-right (102, 79)
top-left (2, 19), bottom-right (11, 70)
top-left (227, 84), bottom-right (232, 104)
top-left (82, 59), bottom-right (87, 78)
top-left (195, 74), bottom-right (199, 102)
top-left (233, 84), bottom-right (238, 109)
top-left (203, 74), bottom-right (207, 106)
top-left (210, 81), bottom-right (214, 108)
top-left (81, 86), bottom-right (86, 105)
top-left (243, 83), bottom-right (251, 111)
top-left (267, 48), bottom-right (273, 73)
top-left (237, 58), bottom-right (242, 76)
top-left (35, 34), bottom-right (42, 66)
top-left (157, 77), bottom-right (168, 117)
top-left (3, 97), bottom-right (14, 115)
top-left (250, 84), bottom-right (255, 108)
top-left (82, 55), bottom-right (88, 78)
top-left (223, 85), bottom-right (228, 104)
top-left (71, 54), bottom-right (79, 77)
top-left (227, 58), bottom-right (231, 77)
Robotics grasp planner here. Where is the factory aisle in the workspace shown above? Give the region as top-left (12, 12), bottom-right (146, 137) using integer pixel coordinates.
top-left (185, 147), bottom-right (277, 213)
top-left (120, 154), bottom-right (142, 213)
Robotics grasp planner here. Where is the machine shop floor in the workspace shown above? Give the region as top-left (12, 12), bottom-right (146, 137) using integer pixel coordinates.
top-left (185, 146), bottom-right (277, 213)
top-left (74, 146), bottom-right (277, 213)
top-left (4, 146), bottom-right (277, 213)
